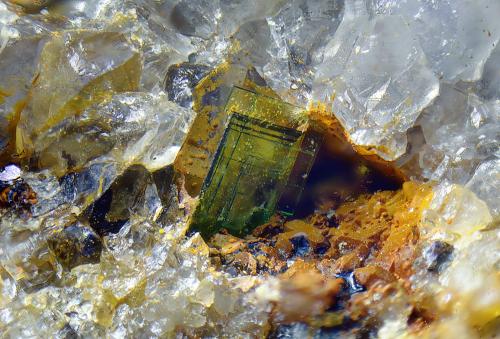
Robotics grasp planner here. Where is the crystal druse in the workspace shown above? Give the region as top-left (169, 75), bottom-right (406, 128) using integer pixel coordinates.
top-left (0, 0), bottom-right (498, 338)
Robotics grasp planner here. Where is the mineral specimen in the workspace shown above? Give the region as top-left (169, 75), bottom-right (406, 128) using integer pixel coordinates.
top-left (0, 0), bottom-right (498, 338)
top-left (189, 87), bottom-right (321, 237)
top-left (189, 113), bottom-right (307, 237)
top-left (174, 63), bottom-right (285, 196)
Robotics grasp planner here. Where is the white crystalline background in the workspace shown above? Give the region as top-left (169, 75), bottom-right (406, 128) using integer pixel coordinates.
top-left (0, 0), bottom-right (499, 338)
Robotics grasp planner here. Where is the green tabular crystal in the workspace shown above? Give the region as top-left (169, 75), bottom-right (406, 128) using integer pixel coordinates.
top-left (190, 89), bottom-right (321, 238)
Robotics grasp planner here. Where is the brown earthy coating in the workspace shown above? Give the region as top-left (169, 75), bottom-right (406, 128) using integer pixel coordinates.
top-left (207, 181), bottom-right (434, 331)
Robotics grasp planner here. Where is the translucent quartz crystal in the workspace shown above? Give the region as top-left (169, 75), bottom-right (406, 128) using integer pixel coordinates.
top-left (313, 14), bottom-right (439, 160)
top-left (0, 2), bottom-right (19, 52)
top-left (477, 43), bottom-right (500, 100)
top-left (16, 30), bottom-right (141, 163)
top-left (18, 91), bottom-right (194, 176)
top-left (47, 222), bottom-right (102, 270)
top-left (466, 158), bottom-right (500, 217)
top-left (424, 182), bottom-right (493, 243)
top-left (172, 0), bottom-right (283, 67)
top-left (84, 164), bottom-right (169, 236)
top-left (0, 34), bottom-right (41, 157)
top-left (412, 85), bottom-right (499, 188)
top-left (164, 62), bottom-right (210, 108)
top-left (214, 1), bottom-right (346, 106)
top-left (378, 0), bottom-right (500, 82)
top-left (263, 0), bottom-right (344, 103)
top-left (167, 0), bottom-right (219, 40)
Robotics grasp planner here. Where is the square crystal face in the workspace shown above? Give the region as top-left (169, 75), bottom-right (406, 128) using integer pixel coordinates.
top-left (190, 112), bottom-right (321, 237)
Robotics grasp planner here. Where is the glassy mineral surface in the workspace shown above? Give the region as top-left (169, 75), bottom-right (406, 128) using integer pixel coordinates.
top-left (189, 87), bottom-right (321, 237)
top-left (190, 112), bottom-right (319, 237)
top-left (0, 1), bottom-right (498, 338)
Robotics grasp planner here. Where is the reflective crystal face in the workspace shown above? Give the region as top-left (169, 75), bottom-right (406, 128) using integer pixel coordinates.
top-left (189, 87), bottom-right (321, 237)
top-left (190, 113), bottom-right (307, 236)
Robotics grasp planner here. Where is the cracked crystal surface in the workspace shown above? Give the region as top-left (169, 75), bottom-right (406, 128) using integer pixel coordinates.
top-left (0, 0), bottom-right (499, 338)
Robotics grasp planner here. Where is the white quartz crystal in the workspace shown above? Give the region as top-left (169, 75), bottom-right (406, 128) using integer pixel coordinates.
top-left (314, 13), bottom-right (439, 160)
top-left (377, 0), bottom-right (500, 82)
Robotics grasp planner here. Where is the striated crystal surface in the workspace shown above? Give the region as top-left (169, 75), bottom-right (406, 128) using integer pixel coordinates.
top-left (190, 112), bottom-right (319, 237)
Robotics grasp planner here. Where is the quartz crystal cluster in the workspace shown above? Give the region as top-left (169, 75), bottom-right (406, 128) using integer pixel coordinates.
top-left (0, 0), bottom-right (498, 338)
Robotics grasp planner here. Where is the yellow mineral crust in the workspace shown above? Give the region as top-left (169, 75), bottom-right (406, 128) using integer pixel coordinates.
top-left (323, 182), bottom-right (433, 279)
top-left (214, 181), bottom-right (445, 331)
top-left (244, 181), bottom-right (499, 337)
